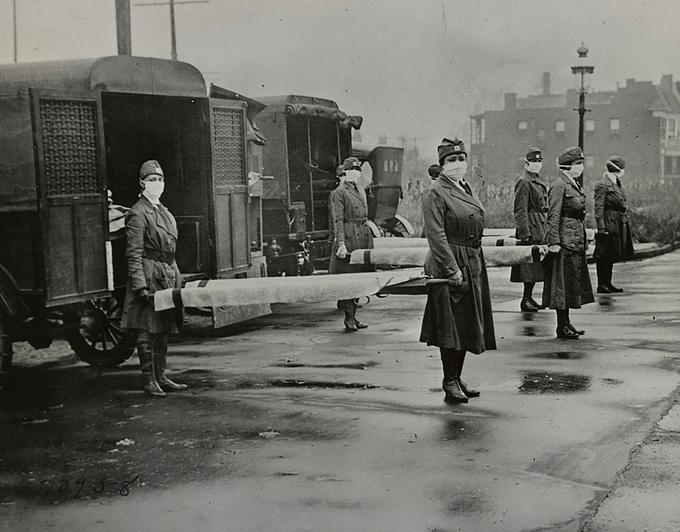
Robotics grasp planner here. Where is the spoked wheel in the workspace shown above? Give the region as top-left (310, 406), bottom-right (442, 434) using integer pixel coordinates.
top-left (68, 297), bottom-right (136, 368)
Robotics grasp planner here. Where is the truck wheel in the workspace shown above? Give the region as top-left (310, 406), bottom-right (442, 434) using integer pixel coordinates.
top-left (68, 297), bottom-right (136, 368)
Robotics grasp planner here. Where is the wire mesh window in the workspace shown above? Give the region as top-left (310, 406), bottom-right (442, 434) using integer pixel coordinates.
top-left (212, 107), bottom-right (246, 186)
top-left (39, 99), bottom-right (100, 197)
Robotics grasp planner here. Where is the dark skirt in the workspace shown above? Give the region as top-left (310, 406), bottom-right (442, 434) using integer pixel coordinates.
top-left (542, 249), bottom-right (594, 310)
top-left (593, 222), bottom-right (634, 262)
top-left (510, 262), bottom-right (545, 283)
top-left (420, 248), bottom-right (496, 354)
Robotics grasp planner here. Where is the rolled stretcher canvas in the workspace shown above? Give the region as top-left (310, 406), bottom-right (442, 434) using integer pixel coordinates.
top-left (350, 245), bottom-right (548, 268)
top-left (154, 268), bottom-right (424, 311)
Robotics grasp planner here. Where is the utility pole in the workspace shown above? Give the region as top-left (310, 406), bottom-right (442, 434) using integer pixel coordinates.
top-left (115, 0), bottom-right (132, 55)
top-left (12, 0), bottom-right (17, 62)
top-left (134, 0), bottom-right (208, 61)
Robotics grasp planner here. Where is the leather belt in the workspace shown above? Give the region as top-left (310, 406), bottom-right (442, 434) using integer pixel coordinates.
top-left (143, 249), bottom-right (175, 264)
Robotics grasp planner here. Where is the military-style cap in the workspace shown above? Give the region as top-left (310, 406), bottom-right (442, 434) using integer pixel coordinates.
top-left (336, 165), bottom-right (345, 177)
top-left (606, 155), bottom-right (625, 171)
top-left (437, 137), bottom-right (466, 165)
top-left (428, 164), bottom-right (442, 179)
top-left (342, 156), bottom-right (362, 171)
top-left (526, 146), bottom-right (542, 162)
top-left (557, 146), bottom-right (584, 166)
top-left (139, 160), bottom-right (164, 180)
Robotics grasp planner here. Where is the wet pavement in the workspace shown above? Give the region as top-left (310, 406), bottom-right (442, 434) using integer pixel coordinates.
top-left (1, 251), bottom-right (679, 531)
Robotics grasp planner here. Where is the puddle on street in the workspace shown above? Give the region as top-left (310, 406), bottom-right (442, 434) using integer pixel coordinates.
top-left (271, 361), bottom-right (379, 370)
top-left (440, 419), bottom-right (478, 441)
top-left (527, 351), bottom-right (587, 360)
top-left (597, 296), bottom-right (615, 311)
top-left (519, 371), bottom-right (591, 393)
top-left (267, 379), bottom-right (379, 390)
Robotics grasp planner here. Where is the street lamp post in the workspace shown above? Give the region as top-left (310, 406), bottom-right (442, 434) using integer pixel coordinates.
top-left (571, 43), bottom-right (594, 150)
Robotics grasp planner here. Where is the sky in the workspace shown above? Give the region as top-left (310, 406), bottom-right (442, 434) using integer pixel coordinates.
top-left (2, 0), bottom-right (680, 159)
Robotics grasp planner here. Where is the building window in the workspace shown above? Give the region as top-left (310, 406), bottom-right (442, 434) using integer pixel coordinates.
top-left (585, 119), bottom-right (595, 132)
top-left (610, 118), bottom-right (620, 132)
top-left (664, 155), bottom-right (680, 176)
top-left (537, 129), bottom-right (546, 141)
top-left (668, 118), bottom-right (676, 140)
top-left (555, 120), bottom-right (566, 132)
top-left (585, 155), bottom-right (595, 168)
top-left (517, 120), bottom-right (528, 131)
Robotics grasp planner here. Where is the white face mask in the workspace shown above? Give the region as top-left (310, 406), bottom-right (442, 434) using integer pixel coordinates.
top-left (565, 164), bottom-right (584, 180)
top-left (357, 173), bottom-right (372, 190)
top-left (526, 161), bottom-right (542, 174)
top-left (616, 169), bottom-right (625, 179)
top-left (143, 180), bottom-right (165, 201)
top-left (442, 160), bottom-right (468, 181)
top-left (344, 169), bottom-right (361, 183)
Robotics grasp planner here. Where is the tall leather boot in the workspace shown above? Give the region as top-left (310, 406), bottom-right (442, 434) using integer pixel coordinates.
top-left (596, 261), bottom-right (611, 293)
top-left (0, 321), bottom-right (13, 374)
top-left (342, 300), bottom-right (358, 332)
top-left (137, 332), bottom-right (166, 397)
top-left (440, 348), bottom-right (467, 403)
top-left (455, 351), bottom-right (480, 398)
top-left (353, 299), bottom-right (368, 329)
top-left (154, 335), bottom-right (187, 392)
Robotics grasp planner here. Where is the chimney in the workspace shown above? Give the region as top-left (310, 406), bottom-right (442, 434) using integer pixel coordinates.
top-left (626, 78), bottom-right (635, 88)
top-left (660, 74), bottom-right (674, 91)
top-left (504, 93), bottom-right (517, 110)
top-left (542, 72), bottom-right (551, 96)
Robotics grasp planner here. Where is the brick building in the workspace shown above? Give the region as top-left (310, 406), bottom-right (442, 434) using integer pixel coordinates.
top-left (470, 73), bottom-right (680, 185)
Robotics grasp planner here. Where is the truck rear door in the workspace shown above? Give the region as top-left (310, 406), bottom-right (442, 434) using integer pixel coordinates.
top-left (30, 90), bottom-right (109, 307)
top-left (208, 98), bottom-right (250, 276)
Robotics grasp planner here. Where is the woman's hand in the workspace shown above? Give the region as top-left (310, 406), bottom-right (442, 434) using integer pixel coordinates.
top-left (336, 242), bottom-right (348, 259)
top-left (548, 244), bottom-right (561, 254)
top-left (448, 270), bottom-right (464, 286)
top-left (137, 288), bottom-right (153, 303)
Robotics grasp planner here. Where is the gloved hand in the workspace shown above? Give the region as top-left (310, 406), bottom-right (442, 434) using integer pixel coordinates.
top-left (548, 244), bottom-right (561, 254)
top-left (448, 270), bottom-right (464, 286)
top-left (336, 242), bottom-right (348, 259)
top-left (520, 236), bottom-right (532, 245)
top-left (597, 228), bottom-right (609, 235)
top-left (137, 288), bottom-right (154, 303)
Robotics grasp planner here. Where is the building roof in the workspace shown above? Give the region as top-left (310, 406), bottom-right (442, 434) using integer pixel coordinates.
top-left (0, 56), bottom-right (206, 97)
top-left (649, 83), bottom-right (680, 113)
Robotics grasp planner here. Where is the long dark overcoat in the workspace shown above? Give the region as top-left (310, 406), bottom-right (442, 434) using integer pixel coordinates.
top-left (593, 175), bottom-right (634, 262)
top-left (419, 178), bottom-right (496, 354)
top-left (328, 181), bottom-right (374, 274)
top-left (511, 170), bottom-right (548, 283)
top-left (121, 195), bottom-right (183, 334)
top-left (541, 173), bottom-right (594, 310)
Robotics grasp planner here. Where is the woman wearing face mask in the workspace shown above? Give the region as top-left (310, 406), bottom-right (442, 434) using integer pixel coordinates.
top-left (329, 156), bottom-right (374, 331)
top-left (420, 138), bottom-right (496, 404)
top-left (542, 147), bottom-right (594, 339)
top-left (121, 160), bottom-right (186, 397)
top-left (593, 156), bottom-right (634, 293)
top-left (511, 147), bottom-right (548, 312)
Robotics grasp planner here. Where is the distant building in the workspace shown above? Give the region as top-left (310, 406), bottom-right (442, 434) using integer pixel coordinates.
top-left (470, 73), bottom-right (680, 183)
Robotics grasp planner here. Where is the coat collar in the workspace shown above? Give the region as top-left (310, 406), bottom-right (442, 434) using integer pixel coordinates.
top-left (137, 194), bottom-right (176, 237)
top-left (558, 171), bottom-right (584, 195)
top-left (525, 170), bottom-right (547, 189)
top-left (437, 177), bottom-right (484, 211)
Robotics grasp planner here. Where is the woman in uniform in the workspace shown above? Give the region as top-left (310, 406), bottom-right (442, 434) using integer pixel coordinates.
top-left (420, 138), bottom-right (496, 403)
top-left (121, 160), bottom-right (187, 397)
top-left (542, 147), bottom-right (594, 339)
top-left (511, 147), bottom-right (548, 312)
top-left (329, 156), bottom-right (374, 331)
top-left (593, 156), bottom-right (634, 293)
